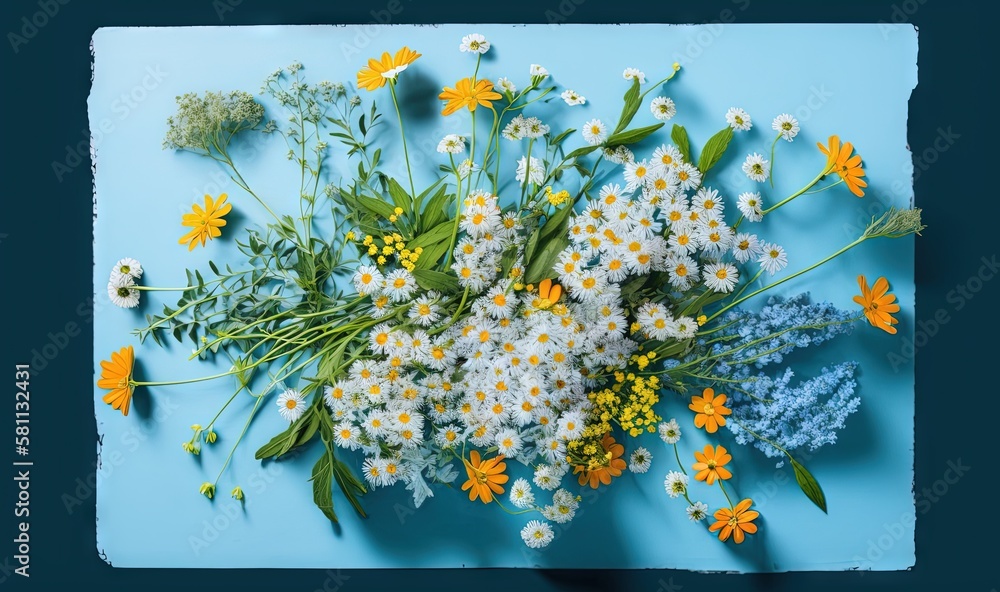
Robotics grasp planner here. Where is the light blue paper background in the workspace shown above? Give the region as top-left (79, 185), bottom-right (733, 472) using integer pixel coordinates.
top-left (91, 24), bottom-right (917, 571)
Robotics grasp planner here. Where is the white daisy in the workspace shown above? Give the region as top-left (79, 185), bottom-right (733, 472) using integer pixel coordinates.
top-left (772, 113), bottom-right (800, 142)
top-left (667, 255), bottom-right (699, 290)
top-left (457, 158), bottom-right (477, 179)
top-left (675, 162), bottom-right (701, 192)
top-left (436, 134), bottom-right (466, 154)
top-left (111, 257), bottom-right (143, 280)
top-left (333, 422), bottom-right (360, 450)
top-left (704, 262), bottom-right (739, 293)
top-left (664, 471), bottom-right (689, 498)
top-left (529, 64), bottom-right (549, 79)
top-left (652, 144), bottom-right (684, 170)
top-left (693, 187), bottom-right (724, 215)
top-left (408, 294), bottom-right (442, 327)
top-left (725, 107), bottom-right (752, 131)
top-left (629, 447), bottom-right (653, 473)
top-left (533, 464), bottom-right (561, 491)
top-left (352, 265), bottom-right (384, 296)
top-left (523, 117), bottom-right (550, 138)
top-left (658, 419), bottom-right (681, 444)
top-left (686, 501), bottom-right (709, 521)
top-left (459, 33), bottom-right (490, 54)
top-left (384, 269), bottom-right (417, 302)
top-left (362, 456), bottom-right (387, 487)
top-left (509, 478), bottom-right (535, 509)
top-left (276, 389), bottom-right (307, 422)
top-left (670, 316), bottom-right (698, 340)
top-left (108, 277), bottom-right (140, 308)
top-left (516, 156), bottom-right (544, 186)
top-left (496, 77), bottom-right (516, 94)
top-left (736, 191), bottom-right (764, 222)
top-left (520, 520), bottom-right (555, 549)
top-left (623, 159), bottom-right (652, 192)
top-left (561, 89), bottom-right (586, 106)
top-left (742, 153), bottom-right (769, 182)
top-left (650, 96), bottom-right (676, 121)
top-left (732, 232), bottom-right (762, 263)
top-left (502, 115), bottom-right (526, 141)
top-left (368, 322), bottom-right (395, 354)
top-left (603, 145), bottom-right (634, 165)
top-left (434, 424), bottom-right (462, 448)
top-left (758, 242), bottom-right (788, 275)
top-left (495, 428), bottom-right (523, 456)
top-left (582, 119), bottom-right (607, 146)
top-left (623, 67), bottom-right (646, 83)
top-left (484, 284), bottom-right (516, 318)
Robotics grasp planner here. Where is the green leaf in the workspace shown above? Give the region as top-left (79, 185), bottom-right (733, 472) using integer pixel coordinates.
top-left (790, 456), bottom-right (828, 513)
top-left (254, 406), bottom-right (317, 459)
top-left (332, 457), bottom-right (368, 518)
top-left (420, 187), bottom-right (452, 232)
top-left (550, 127), bottom-right (576, 146)
top-left (499, 247), bottom-right (520, 279)
top-left (697, 126), bottom-right (734, 175)
top-left (606, 123), bottom-right (665, 148)
top-left (671, 124), bottom-right (692, 163)
top-left (355, 194), bottom-right (396, 220)
top-left (612, 78), bottom-right (642, 134)
top-left (524, 234), bottom-right (570, 285)
top-left (412, 269), bottom-right (460, 294)
top-left (358, 113), bottom-right (367, 136)
top-left (564, 145), bottom-right (600, 161)
top-left (208, 260), bottom-right (220, 276)
top-left (386, 178), bottom-right (411, 214)
top-left (309, 445), bottom-right (338, 523)
top-left (414, 177), bottom-right (446, 224)
top-left (538, 203), bottom-right (575, 244)
top-left (413, 239), bottom-right (449, 271)
top-left (406, 220), bottom-right (454, 251)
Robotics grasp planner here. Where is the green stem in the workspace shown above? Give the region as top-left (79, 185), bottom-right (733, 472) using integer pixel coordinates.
top-left (719, 480), bottom-right (735, 510)
top-left (388, 81), bottom-right (417, 201)
top-left (706, 236), bottom-right (868, 323)
top-left (214, 387), bottom-right (264, 486)
top-left (768, 133), bottom-right (780, 188)
top-left (761, 166), bottom-right (831, 215)
top-left (443, 154), bottom-right (464, 268)
top-left (673, 443), bottom-right (687, 476)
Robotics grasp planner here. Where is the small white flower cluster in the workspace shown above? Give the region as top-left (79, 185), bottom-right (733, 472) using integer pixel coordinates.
top-left (553, 140), bottom-right (790, 323)
top-left (107, 257), bottom-right (142, 308)
top-left (502, 114), bottom-right (550, 142)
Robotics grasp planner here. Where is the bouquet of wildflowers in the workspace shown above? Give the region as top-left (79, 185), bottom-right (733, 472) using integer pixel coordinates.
top-left (97, 34), bottom-right (921, 549)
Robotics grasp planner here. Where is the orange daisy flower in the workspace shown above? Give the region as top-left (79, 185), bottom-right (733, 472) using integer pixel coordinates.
top-left (179, 193), bottom-right (232, 251)
top-left (817, 135), bottom-right (867, 197)
top-left (689, 387), bottom-right (731, 434)
top-left (708, 498), bottom-right (759, 544)
top-left (853, 275), bottom-right (900, 334)
top-left (692, 444), bottom-right (733, 485)
top-left (461, 449), bottom-right (508, 503)
top-left (356, 46), bottom-right (421, 91)
top-left (573, 433), bottom-right (627, 489)
top-left (438, 77), bottom-right (502, 116)
top-left (97, 345), bottom-right (135, 416)
top-left (531, 278), bottom-right (563, 310)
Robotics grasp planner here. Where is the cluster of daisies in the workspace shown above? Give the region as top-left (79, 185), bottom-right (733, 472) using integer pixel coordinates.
top-left (320, 187), bottom-right (645, 544)
top-left (554, 137), bottom-right (792, 333)
top-left (106, 257), bottom-right (144, 308)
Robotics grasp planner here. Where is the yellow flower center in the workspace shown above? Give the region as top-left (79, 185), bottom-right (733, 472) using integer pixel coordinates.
top-left (703, 404), bottom-right (715, 415)
top-left (716, 269), bottom-right (729, 279)
top-left (361, 273), bottom-right (372, 283)
top-left (661, 155), bottom-right (673, 166)
top-left (285, 399), bottom-right (297, 410)
top-left (493, 293), bottom-right (507, 307)
top-left (393, 278), bottom-right (406, 288)
top-left (473, 213), bottom-right (485, 225)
